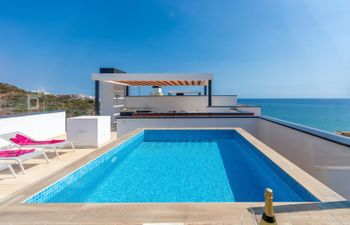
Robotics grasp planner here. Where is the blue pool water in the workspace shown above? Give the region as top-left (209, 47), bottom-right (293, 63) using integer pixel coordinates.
top-left (27, 130), bottom-right (318, 203)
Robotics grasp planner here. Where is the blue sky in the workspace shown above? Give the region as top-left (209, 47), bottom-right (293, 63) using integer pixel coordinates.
top-left (0, 0), bottom-right (349, 97)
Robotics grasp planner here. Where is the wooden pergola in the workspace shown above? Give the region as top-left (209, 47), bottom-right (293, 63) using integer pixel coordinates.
top-left (92, 71), bottom-right (214, 113)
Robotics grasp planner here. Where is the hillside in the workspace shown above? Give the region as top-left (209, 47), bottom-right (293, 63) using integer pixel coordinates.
top-left (0, 83), bottom-right (95, 117)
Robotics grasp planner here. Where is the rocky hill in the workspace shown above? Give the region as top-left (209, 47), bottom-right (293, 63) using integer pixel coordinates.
top-left (0, 83), bottom-right (95, 117)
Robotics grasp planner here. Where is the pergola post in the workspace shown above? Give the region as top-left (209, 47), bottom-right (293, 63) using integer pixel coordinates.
top-left (94, 80), bottom-right (100, 115)
top-left (204, 85), bottom-right (207, 95)
top-left (208, 80), bottom-right (212, 106)
top-left (125, 86), bottom-right (129, 96)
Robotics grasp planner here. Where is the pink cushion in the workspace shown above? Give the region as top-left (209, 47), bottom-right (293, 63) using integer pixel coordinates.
top-left (47, 139), bottom-right (65, 144)
top-left (24, 140), bottom-right (65, 145)
top-left (10, 137), bottom-right (24, 145)
top-left (15, 134), bottom-right (29, 141)
top-left (0, 149), bottom-right (35, 157)
top-left (12, 134), bottom-right (65, 145)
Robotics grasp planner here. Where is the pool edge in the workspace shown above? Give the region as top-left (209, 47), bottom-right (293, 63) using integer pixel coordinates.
top-left (2, 127), bottom-right (344, 206)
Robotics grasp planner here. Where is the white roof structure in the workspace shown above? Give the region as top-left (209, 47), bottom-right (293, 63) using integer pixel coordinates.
top-left (91, 73), bottom-right (212, 86)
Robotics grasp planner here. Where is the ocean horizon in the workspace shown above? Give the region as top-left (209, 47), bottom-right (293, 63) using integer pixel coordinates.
top-left (238, 98), bottom-right (350, 133)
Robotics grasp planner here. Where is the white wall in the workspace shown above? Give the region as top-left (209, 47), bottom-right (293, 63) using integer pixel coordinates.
top-left (207, 105), bottom-right (261, 115)
top-left (125, 96), bottom-right (208, 112)
top-left (116, 117), bottom-right (258, 138)
top-left (207, 107), bottom-right (236, 113)
top-left (256, 118), bottom-right (350, 199)
top-left (236, 106), bottom-right (261, 116)
top-left (212, 95), bottom-right (237, 106)
top-left (125, 95), bottom-right (238, 113)
top-left (0, 111), bottom-right (66, 146)
top-left (99, 82), bottom-right (115, 118)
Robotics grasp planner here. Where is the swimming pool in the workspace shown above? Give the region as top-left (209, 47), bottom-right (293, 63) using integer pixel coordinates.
top-left (26, 129), bottom-right (318, 203)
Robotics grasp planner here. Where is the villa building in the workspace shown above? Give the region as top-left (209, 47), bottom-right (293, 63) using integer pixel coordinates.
top-left (92, 68), bottom-right (261, 134)
top-left (0, 67), bottom-right (348, 224)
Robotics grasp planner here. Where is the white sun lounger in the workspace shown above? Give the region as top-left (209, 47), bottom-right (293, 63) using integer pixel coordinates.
top-left (0, 162), bottom-right (16, 178)
top-left (1, 132), bottom-right (75, 159)
top-left (0, 150), bottom-right (49, 174)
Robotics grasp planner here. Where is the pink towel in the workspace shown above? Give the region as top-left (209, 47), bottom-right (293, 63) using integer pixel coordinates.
top-left (0, 149), bottom-right (35, 157)
top-left (12, 134), bottom-right (65, 146)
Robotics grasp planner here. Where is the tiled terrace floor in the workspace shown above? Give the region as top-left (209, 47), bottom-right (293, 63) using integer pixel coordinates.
top-left (0, 201), bottom-right (349, 224)
top-left (0, 144), bottom-right (102, 202)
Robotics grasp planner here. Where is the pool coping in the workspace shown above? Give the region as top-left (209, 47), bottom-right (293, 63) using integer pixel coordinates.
top-left (2, 127), bottom-right (344, 205)
top-left (0, 127), bottom-right (345, 224)
top-left (232, 127), bottom-right (344, 202)
top-left (133, 127), bottom-right (344, 202)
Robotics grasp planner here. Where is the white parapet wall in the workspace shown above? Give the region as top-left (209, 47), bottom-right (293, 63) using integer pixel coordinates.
top-left (256, 117), bottom-right (350, 200)
top-left (212, 95), bottom-right (237, 106)
top-left (236, 106), bottom-right (261, 115)
top-left (116, 117), bottom-right (258, 138)
top-left (124, 95), bottom-right (238, 113)
top-left (125, 96), bottom-right (208, 112)
top-left (0, 111), bottom-right (66, 146)
top-left (206, 105), bottom-right (261, 115)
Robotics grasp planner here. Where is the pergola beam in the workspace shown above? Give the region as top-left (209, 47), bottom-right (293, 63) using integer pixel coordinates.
top-left (110, 80), bottom-right (209, 86)
top-left (92, 72), bottom-right (214, 106)
top-left (92, 73), bottom-right (212, 87)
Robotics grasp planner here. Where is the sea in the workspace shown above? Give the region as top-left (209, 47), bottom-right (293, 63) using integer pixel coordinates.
top-left (238, 99), bottom-right (350, 133)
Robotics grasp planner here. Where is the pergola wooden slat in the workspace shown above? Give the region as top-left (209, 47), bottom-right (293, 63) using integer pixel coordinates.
top-left (116, 80), bottom-right (208, 86)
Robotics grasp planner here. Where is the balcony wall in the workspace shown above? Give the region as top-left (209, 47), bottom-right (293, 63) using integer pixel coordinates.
top-left (256, 116), bottom-right (350, 200)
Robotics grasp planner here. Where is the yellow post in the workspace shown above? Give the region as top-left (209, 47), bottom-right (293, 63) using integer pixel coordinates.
top-left (259, 188), bottom-right (277, 225)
